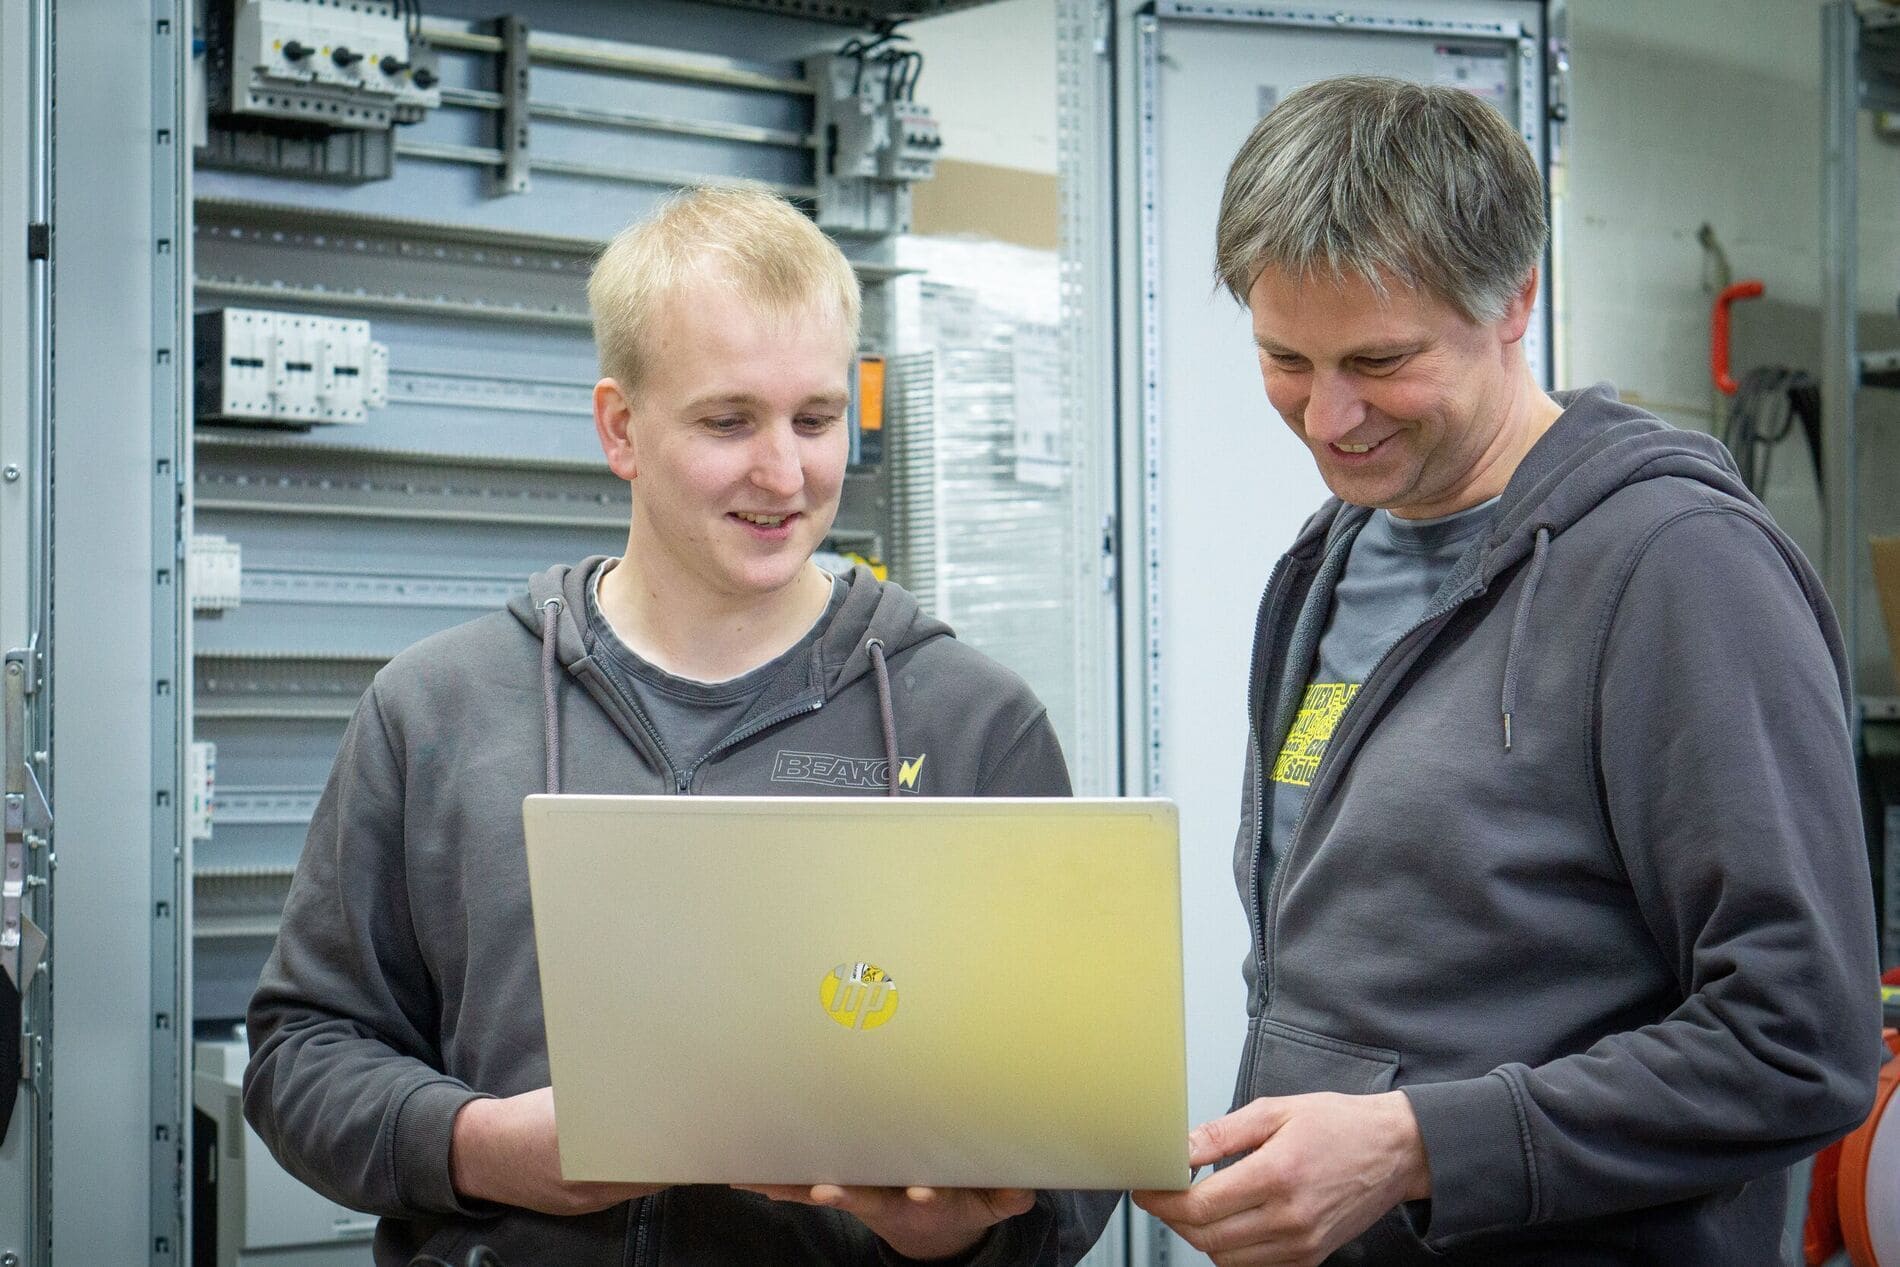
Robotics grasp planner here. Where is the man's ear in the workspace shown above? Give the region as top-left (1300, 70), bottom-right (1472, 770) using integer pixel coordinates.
top-left (1498, 268), bottom-right (1540, 347)
top-left (594, 378), bottom-right (638, 481)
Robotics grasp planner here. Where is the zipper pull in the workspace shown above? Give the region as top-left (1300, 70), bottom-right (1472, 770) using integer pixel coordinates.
top-left (674, 772), bottom-right (690, 794)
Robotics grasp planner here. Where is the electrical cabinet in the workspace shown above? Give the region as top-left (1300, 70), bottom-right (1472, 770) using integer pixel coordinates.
top-left (9, 0), bottom-right (1122, 1264)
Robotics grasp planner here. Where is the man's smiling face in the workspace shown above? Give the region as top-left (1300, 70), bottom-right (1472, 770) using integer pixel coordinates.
top-left (1247, 265), bottom-right (1533, 519)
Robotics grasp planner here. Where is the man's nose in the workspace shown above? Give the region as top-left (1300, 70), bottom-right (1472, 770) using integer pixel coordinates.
top-left (1302, 372), bottom-right (1367, 444)
top-left (749, 423), bottom-right (803, 496)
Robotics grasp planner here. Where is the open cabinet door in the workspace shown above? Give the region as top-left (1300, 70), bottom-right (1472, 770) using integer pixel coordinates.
top-left (1100, 2), bottom-right (1553, 1260)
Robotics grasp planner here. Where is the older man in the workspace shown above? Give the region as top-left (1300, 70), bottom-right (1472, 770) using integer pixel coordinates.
top-left (1136, 76), bottom-right (1879, 1265)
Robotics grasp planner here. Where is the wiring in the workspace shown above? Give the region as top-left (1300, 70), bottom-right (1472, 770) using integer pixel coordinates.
top-left (1720, 365), bottom-right (1822, 498)
top-left (836, 21), bottom-right (922, 101)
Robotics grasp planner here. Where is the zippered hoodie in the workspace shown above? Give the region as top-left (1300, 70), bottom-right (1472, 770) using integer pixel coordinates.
top-left (245, 561), bottom-right (1119, 1267)
top-left (1230, 385), bottom-right (1881, 1263)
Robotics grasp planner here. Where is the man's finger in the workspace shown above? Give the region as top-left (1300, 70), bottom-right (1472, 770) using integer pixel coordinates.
top-left (1135, 1138), bottom-right (1289, 1228)
top-left (812, 1183), bottom-right (905, 1220)
top-left (732, 1183), bottom-right (827, 1205)
top-left (1165, 1200), bottom-right (1281, 1260)
top-left (1190, 1096), bottom-right (1296, 1168)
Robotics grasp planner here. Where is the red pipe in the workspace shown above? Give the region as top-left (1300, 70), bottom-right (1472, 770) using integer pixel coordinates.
top-left (1712, 279), bottom-right (1765, 396)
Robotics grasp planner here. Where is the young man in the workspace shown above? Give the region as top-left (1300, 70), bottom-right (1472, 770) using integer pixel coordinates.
top-left (1134, 77), bottom-right (1879, 1264)
top-left (245, 185), bottom-right (1118, 1266)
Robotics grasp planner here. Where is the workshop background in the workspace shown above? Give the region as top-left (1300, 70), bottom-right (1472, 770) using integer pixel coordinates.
top-left (1, 0), bottom-right (1897, 1264)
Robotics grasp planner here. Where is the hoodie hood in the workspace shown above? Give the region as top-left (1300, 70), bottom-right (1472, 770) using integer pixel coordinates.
top-left (1273, 383), bottom-right (1813, 753)
top-left (505, 560), bottom-right (954, 793)
top-left (507, 558), bottom-right (952, 691)
top-left (1480, 382), bottom-right (1757, 577)
top-left (1284, 383), bottom-right (1757, 576)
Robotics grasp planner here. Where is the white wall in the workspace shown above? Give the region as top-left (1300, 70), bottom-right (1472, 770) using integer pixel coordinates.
top-left (906, 0), bottom-right (1058, 173)
top-left (1562, 0), bottom-right (1900, 656)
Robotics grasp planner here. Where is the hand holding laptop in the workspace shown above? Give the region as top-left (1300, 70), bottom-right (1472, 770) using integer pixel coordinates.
top-left (736, 1183), bottom-right (1035, 1261)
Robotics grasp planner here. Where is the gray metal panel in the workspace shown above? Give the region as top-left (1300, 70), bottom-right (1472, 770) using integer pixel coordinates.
top-left (50, 0), bottom-right (179, 1261)
top-left (0, 0), bottom-right (47, 1260)
top-left (1057, 0), bottom-right (1122, 801)
top-left (1822, 0), bottom-right (1859, 694)
top-left (1886, 806), bottom-right (1900, 971)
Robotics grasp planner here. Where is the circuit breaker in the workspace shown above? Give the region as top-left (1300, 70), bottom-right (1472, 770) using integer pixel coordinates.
top-left (195, 308), bottom-right (389, 425)
top-left (811, 50), bottom-right (942, 234)
top-left (879, 105), bottom-right (941, 183)
top-left (215, 0), bottom-right (441, 130)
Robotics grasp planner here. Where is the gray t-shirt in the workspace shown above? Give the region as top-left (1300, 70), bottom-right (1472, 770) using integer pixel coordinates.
top-left (586, 562), bottom-right (848, 781)
top-left (1267, 498), bottom-right (1498, 863)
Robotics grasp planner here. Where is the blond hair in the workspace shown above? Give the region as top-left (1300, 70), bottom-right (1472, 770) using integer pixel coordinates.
top-left (1215, 76), bottom-right (1546, 321)
top-left (587, 183), bottom-right (861, 394)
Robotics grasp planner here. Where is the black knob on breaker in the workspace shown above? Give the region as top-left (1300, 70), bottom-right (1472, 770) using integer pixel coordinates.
top-left (331, 46), bottom-right (363, 68)
top-left (282, 40), bottom-right (311, 61)
top-left (412, 66), bottom-right (438, 89)
top-left (380, 55), bottom-right (410, 76)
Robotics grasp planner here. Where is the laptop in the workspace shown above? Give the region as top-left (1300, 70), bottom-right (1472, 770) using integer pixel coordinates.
top-left (522, 794), bottom-right (1189, 1191)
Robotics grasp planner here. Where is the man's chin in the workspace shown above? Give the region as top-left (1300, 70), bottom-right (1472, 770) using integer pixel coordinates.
top-left (718, 555), bottom-right (818, 598)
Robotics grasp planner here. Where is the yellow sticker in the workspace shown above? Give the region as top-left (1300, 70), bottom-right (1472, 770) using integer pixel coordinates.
top-left (821, 962), bottom-right (899, 1031)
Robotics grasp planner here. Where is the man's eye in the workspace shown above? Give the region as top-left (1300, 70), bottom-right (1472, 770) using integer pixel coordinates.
top-left (797, 414), bottom-right (842, 430)
top-left (1265, 353), bottom-right (1308, 370)
top-left (705, 417), bottom-right (746, 432)
top-left (1357, 355), bottom-right (1405, 373)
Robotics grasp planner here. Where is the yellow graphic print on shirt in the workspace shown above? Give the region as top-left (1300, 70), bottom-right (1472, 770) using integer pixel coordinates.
top-left (1271, 683), bottom-right (1361, 788)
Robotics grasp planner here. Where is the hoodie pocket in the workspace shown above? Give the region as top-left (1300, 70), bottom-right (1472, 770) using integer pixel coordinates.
top-left (1238, 1018), bottom-right (1399, 1102)
top-left (1234, 1021), bottom-right (1441, 1263)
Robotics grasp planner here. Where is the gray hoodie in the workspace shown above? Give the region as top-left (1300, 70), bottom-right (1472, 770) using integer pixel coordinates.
top-left (244, 562), bottom-right (1120, 1267)
top-left (1230, 385), bottom-right (1881, 1263)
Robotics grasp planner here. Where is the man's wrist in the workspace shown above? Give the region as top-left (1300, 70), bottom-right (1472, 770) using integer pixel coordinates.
top-left (877, 1222), bottom-right (995, 1266)
top-left (448, 1097), bottom-right (498, 1203)
top-left (1383, 1090), bottom-right (1432, 1202)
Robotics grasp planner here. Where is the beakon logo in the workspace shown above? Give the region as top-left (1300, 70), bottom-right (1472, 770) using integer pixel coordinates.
top-left (772, 750), bottom-right (926, 793)
top-left (821, 962), bottom-right (899, 1031)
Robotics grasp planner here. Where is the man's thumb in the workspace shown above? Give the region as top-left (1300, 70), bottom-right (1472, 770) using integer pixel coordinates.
top-left (1187, 1096), bottom-right (1294, 1168)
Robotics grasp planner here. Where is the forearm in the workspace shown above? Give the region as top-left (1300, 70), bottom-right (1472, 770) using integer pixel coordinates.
top-left (1404, 998), bottom-right (1880, 1240)
top-left (245, 1014), bottom-right (480, 1217)
top-left (447, 1091), bottom-right (666, 1215)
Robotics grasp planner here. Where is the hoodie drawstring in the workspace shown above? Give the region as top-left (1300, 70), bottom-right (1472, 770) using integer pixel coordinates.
top-left (866, 638), bottom-right (901, 797)
top-left (1500, 527), bottom-right (1551, 753)
top-left (540, 596), bottom-right (564, 794)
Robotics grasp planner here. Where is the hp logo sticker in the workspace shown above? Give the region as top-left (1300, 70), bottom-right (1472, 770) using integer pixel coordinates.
top-left (821, 962), bottom-right (899, 1031)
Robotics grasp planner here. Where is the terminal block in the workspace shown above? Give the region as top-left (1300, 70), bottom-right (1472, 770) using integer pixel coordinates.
top-left (189, 535), bottom-right (244, 613)
top-left (195, 308), bottom-right (389, 426)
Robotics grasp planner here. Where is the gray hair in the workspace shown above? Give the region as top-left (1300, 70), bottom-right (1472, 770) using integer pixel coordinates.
top-left (1215, 75), bottom-right (1547, 321)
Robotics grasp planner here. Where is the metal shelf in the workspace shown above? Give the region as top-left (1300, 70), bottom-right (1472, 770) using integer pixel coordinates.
top-left (686, 0), bottom-right (1009, 26)
top-left (195, 197), bottom-right (916, 284)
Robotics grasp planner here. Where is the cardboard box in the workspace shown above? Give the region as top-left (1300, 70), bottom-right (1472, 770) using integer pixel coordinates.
top-left (1875, 537), bottom-right (1900, 682)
